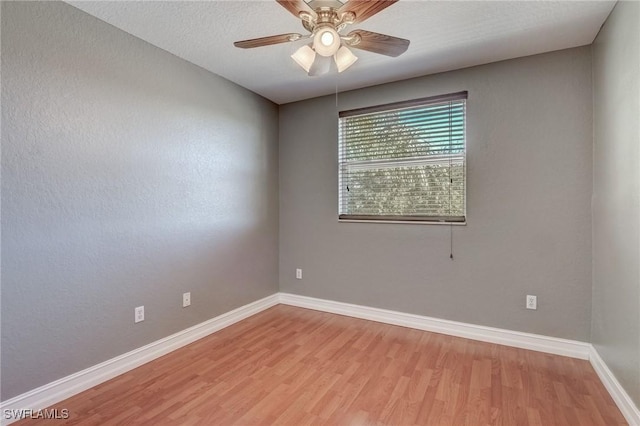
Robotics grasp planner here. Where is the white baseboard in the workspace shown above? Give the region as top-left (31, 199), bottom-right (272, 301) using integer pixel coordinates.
top-left (0, 294), bottom-right (279, 425)
top-left (589, 346), bottom-right (640, 426)
top-left (279, 293), bottom-right (591, 359)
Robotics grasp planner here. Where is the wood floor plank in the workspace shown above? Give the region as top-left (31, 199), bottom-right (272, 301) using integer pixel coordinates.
top-left (14, 305), bottom-right (627, 425)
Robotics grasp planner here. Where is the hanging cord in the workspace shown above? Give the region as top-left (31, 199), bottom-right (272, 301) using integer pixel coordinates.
top-left (336, 73), bottom-right (344, 211)
top-left (450, 225), bottom-right (454, 260)
top-left (449, 101), bottom-right (454, 260)
top-left (335, 75), bottom-right (339, 117)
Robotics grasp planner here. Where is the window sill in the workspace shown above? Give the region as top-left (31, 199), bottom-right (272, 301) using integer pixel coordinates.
top-left (338, 219), bottom-right (467, 226)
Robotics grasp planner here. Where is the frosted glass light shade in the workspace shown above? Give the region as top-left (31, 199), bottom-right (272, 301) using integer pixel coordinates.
top-left (291, 45), bottom-right (316, 73)
top-left (313, 27), bottom-right (340, 57)
top-left (308, 55), bottom-right (331, 76)
top-left (334, 46), bottom-right (358, 73)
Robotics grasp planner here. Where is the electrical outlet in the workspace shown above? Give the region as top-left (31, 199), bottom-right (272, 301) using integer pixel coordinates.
top-left (296, 268), bottom-right (302, 280)
top-left (183, 292), bottom-right (191, 308)
top-left (526, 295), bottom-right (537, 310)
top-left (135, 306), bottom-right (144, 323)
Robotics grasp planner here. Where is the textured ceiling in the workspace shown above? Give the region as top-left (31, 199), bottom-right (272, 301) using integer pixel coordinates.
top-left (68, 1), bottom-right (615, 104)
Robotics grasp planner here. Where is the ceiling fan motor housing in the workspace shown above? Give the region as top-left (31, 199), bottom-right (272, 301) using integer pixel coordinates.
top-left (302, 6), bottom-right (343, 32)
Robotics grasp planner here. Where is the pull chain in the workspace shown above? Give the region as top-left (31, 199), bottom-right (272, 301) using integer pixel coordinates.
top-left (450, 224), bottom-right (454, 260)
top-left (335, 76), bottom-right (338, 116)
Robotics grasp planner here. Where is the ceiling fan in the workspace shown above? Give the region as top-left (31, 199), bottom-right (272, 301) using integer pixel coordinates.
top-left (233, 0), bottom-right (410, 76)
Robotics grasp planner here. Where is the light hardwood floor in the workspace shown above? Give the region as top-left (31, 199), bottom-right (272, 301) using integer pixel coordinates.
top-left (17, 305), bottom-right (626, 425)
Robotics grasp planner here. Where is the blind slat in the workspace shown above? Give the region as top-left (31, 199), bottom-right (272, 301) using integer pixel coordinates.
top-left (343, 108), bottom-right (465, 126)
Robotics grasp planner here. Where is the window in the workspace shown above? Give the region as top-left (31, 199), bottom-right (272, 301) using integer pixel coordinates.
top-left (338, 91), bottom-right (467, 223)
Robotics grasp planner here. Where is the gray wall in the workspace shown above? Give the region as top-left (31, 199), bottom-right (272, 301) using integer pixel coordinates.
top-left (1, 2), bottom-right (279, 400)
top-left (592, 1), bottom-right (640, 407)
top-left (280, 47), bottom-right (593, 341)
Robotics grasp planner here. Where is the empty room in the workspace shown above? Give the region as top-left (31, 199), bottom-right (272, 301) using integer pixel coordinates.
top-left (1, 0), bottom-right (639, 424)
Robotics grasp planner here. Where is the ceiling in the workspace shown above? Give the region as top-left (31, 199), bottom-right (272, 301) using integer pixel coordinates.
top-left (68, 1), bottom-right (615, 104)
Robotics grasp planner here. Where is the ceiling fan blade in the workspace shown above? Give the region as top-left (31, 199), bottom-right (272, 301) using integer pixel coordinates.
top-left (344, 29), bottom-right (409, 57)
top-left (308, 55), bottom-right (331, 76)
top-left (234, 33), bottom-right (303, 49)
top-left (276, 0), bottom-right (315, 19)
top-left (338, 0), bottom-right (399, 25)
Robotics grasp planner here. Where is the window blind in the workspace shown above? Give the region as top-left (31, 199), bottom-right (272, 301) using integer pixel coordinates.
top-left (338, 91), bottom-right (467, 223)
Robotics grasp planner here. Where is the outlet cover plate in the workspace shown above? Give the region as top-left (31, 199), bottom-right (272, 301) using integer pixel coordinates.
top-left (135, 306), bottom-right (144, 323)
top-left (526, 295), bottom-right (537, 310)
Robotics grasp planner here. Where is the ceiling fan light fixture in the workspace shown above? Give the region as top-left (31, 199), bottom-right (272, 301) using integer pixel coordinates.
top-left (334, 45), bottom-right (358, 72)
top-left (313, 26), bottom-right (340, 57)
top-left (291, 45), bottom-right (316, 72)
top-left (234, 0), bottom-right (409, 77)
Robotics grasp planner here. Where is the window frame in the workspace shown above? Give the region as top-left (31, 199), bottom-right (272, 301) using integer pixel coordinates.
top-left (338, 91), bottom-right (468, 225)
